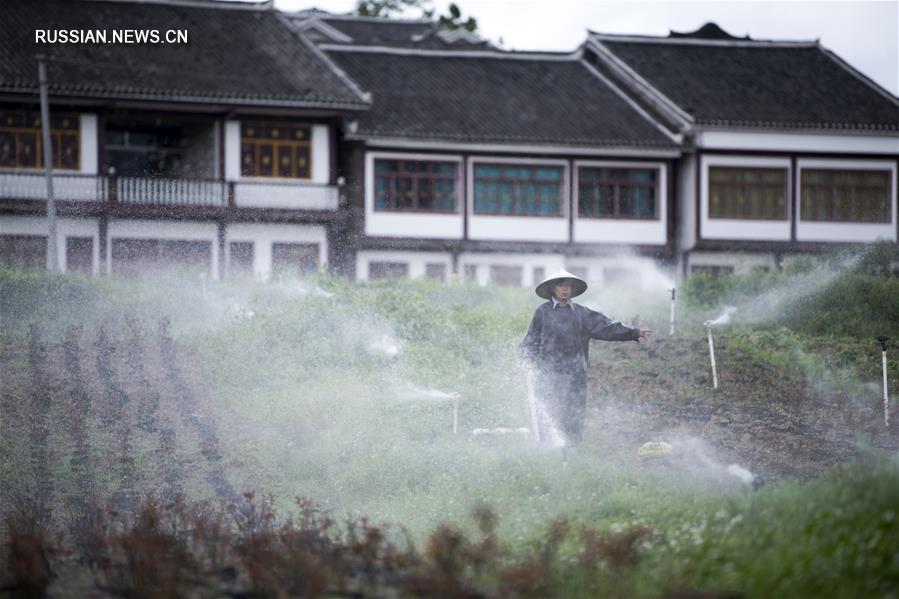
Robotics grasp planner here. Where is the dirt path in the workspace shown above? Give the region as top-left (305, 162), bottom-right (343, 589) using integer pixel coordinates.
top-left (585, 335), bottom-right (898, 482)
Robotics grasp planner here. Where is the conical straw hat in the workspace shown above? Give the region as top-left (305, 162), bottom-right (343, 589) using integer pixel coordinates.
top-left (535, 270), bottom-right (588, 300)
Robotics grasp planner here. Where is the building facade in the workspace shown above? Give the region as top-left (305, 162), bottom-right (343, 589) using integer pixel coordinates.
top-left (2, 4), bottom-right (897, 285)
top-left (0, 0), bottom-right (368, 280)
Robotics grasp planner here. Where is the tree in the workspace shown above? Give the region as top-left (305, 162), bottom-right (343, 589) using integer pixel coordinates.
top-left (354, 0), bottom-right (479, 34)
top-left (354, 0), bottom-right (428, 18)
top-left (436, 3), bottom-right (477, 33)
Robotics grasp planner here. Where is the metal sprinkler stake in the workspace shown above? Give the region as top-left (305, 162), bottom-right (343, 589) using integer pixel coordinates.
top-left (452, 393), bottom-right (460, 434)
top-left (878, 336), bottom-right (890, 427)
top-left (669, 287), bottom-right (677, 335)
top-left (705, 321), bottom-right (719, 390)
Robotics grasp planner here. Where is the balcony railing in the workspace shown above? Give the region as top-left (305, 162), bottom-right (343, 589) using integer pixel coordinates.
top-left (0, 172), bottom-right (107, 202)
top-left (0, 172), bottom-right (338, 211)
top-left (115, 176), bottom-right (225, 206)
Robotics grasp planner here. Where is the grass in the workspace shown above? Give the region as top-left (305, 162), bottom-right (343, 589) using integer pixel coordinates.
top-left (1, 255), bottom-right (898, 596)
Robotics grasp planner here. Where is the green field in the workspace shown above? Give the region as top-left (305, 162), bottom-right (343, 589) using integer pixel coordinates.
top-left (1, 246), bottom-right (898, 596)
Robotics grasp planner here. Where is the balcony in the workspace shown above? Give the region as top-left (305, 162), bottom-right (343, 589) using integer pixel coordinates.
top-left (0, 172), bottom-right (339, 211)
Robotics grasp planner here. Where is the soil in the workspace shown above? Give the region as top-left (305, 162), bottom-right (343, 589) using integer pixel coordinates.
top-left (585, 334), bottom-right (899, 483)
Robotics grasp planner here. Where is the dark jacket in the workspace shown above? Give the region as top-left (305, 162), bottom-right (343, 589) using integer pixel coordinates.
top-left (519, 300), bottom-right (639, 443)
top-left (519, 301), bottom-right (639, 371)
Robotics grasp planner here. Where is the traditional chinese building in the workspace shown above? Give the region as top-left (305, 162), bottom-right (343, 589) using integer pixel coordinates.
top-left (0, 0), bottom-right (368, 279)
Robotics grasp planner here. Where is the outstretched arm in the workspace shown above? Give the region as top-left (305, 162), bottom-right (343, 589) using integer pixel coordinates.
top-left (584, 308), bottom-right (643, 342)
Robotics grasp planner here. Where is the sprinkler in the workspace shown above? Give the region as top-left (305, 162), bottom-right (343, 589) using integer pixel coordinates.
top-left (668, 287), bottom-right (677, 335)
top-left (878, 336), bottom-right (890, 427)
top-left (705, 320), bottom-right (719, 390)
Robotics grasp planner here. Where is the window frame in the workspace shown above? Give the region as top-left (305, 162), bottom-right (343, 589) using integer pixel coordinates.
top-left (707, 165), bottom-right (789, 221)
top-left (372, 157), bottom-right (460, 214)
top-left (469, 158), bottom-right (568, 218)
top-left (0, 109), bottom-right (80, 171)
top-left (239, 120), bottom-right (313, 180)
top-left (699, 155), bottom-right (792, 242)
top-left (574, 162), bottom-right (663, 221)
top-left (798, 166), bottom-right (893, 224)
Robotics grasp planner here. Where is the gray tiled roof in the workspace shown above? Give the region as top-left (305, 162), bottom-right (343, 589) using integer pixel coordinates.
top-left (327, 49), bottom-right (678, 149)
top-left (0, 0), bottom-right (369, 109)
top-left (592, 32), bottom-right (899, 131)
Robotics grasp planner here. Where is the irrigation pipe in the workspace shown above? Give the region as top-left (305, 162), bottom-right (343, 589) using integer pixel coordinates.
top-left (878, 336), bottom-right (890, 427)
top-left (705, 322), bottom-right (719, 390)
top-left (669, 288), bottom-right (676, 335)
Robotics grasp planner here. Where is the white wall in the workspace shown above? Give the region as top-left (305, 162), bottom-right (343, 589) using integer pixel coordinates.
top-left (795, 158), bottom-right (897, 243)
top-left (364, 151), bottom-right (464, 239)
top-left (572, 160), bottom-right (667, 245)
top-left (466, 157), bottom-right (570, 243)
top-left (700, 155), bottom-right (792, 241)
top-left (107, 219), bottom-right (219, 278)
top-left (676, 153), bottom-right (697, 251)
top-left (79, 114), bottom-right (98, 175)
top-left (695, 129), bottom-right (899, 155)
top-left (225, 222), bottom-right (327, 281)
top-left (0, 215), bottom-right (99, 273)
top-left (355, 250), bottom-right (453, 281)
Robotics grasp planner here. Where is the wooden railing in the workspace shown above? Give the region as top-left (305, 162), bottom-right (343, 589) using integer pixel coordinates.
top-left (114, 176), bottom-right (226, 207)
top-left (0, 172), bottom-right (107, 202)
top-left (0, 171), bottom-right (339, 211)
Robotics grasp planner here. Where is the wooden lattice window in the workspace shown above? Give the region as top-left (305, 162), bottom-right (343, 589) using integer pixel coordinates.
top-left (578, 167), bottom-right (658, 219)
top-left (473, 164), bottom-right (563, 216)
top-left (708, 167), bottom-right (787, 220)
top-left (374, 159), bottom-right (458, 212)
top-left (240, 122), bottom-right (311, 179)
top-left (0, 109), bottom-right (79, 170)
top-left (800, 169), bottom-right (891, 223)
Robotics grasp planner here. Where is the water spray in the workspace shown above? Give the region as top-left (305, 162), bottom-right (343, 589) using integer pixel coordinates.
top-left (668, 287), bottom-right (676, 335)
top-left (878, 336), bottom-right (890, 427)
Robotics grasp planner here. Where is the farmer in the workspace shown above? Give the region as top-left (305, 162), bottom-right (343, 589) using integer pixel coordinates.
top-left (519, 270), bottom-right (651, 445)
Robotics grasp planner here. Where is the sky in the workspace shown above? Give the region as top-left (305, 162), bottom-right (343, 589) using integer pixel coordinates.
top-left (271, 0), bottom-right (899, 96)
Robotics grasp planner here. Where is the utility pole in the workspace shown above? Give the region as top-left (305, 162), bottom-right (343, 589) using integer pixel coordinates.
top-left (37, 55), bottom-right (58, 271)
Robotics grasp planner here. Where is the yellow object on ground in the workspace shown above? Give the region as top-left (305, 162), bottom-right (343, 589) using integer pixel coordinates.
top-left (638, 441), bottom-right (673, 456)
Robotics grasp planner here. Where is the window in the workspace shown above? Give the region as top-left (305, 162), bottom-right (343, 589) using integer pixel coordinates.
top-left (111, 239), bottom-right (212, 277)
top-left (369, 261), bottom-right (408, 280)
top-left (106, 126), bottom-right (183, 177)
top-left (473, 164), bottom-right (563, 216)
top-left (463, 264), bottom-right (478, 282)
top-left (272, 243), bottom-right (318, 277)
top-left (800, 169), bottom-right (891, 223)
top-left (690, 265), bottom-right (734, 279)
top-left (532, 266), bottom-right (545, 284)
top-left (578, 167), bottom-right (658, 219)
top-left (0, 109), bottom-right (79, 170)
top-left (489, 265), bottom-right (522, 287)
top-left (708, 167), bottom-right (787, 220)
top-left (374, 159), bottom-right (457, 212)
top-left (425, 263), bottom-right (447, 281)
top-left (241, 122), bottom-right (311, 179)
top-left (0, 235), bottom-right (47, 269)
top-left (66, 237), bottom-right (93, 273)
top-left (228, 241), bottom-right (254, 277)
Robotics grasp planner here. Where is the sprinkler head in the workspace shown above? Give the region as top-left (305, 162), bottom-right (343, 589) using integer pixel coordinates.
top-left (669, 287), bottom-right (677, 300)
top-left (877, 336), bottom-right (890, 351)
